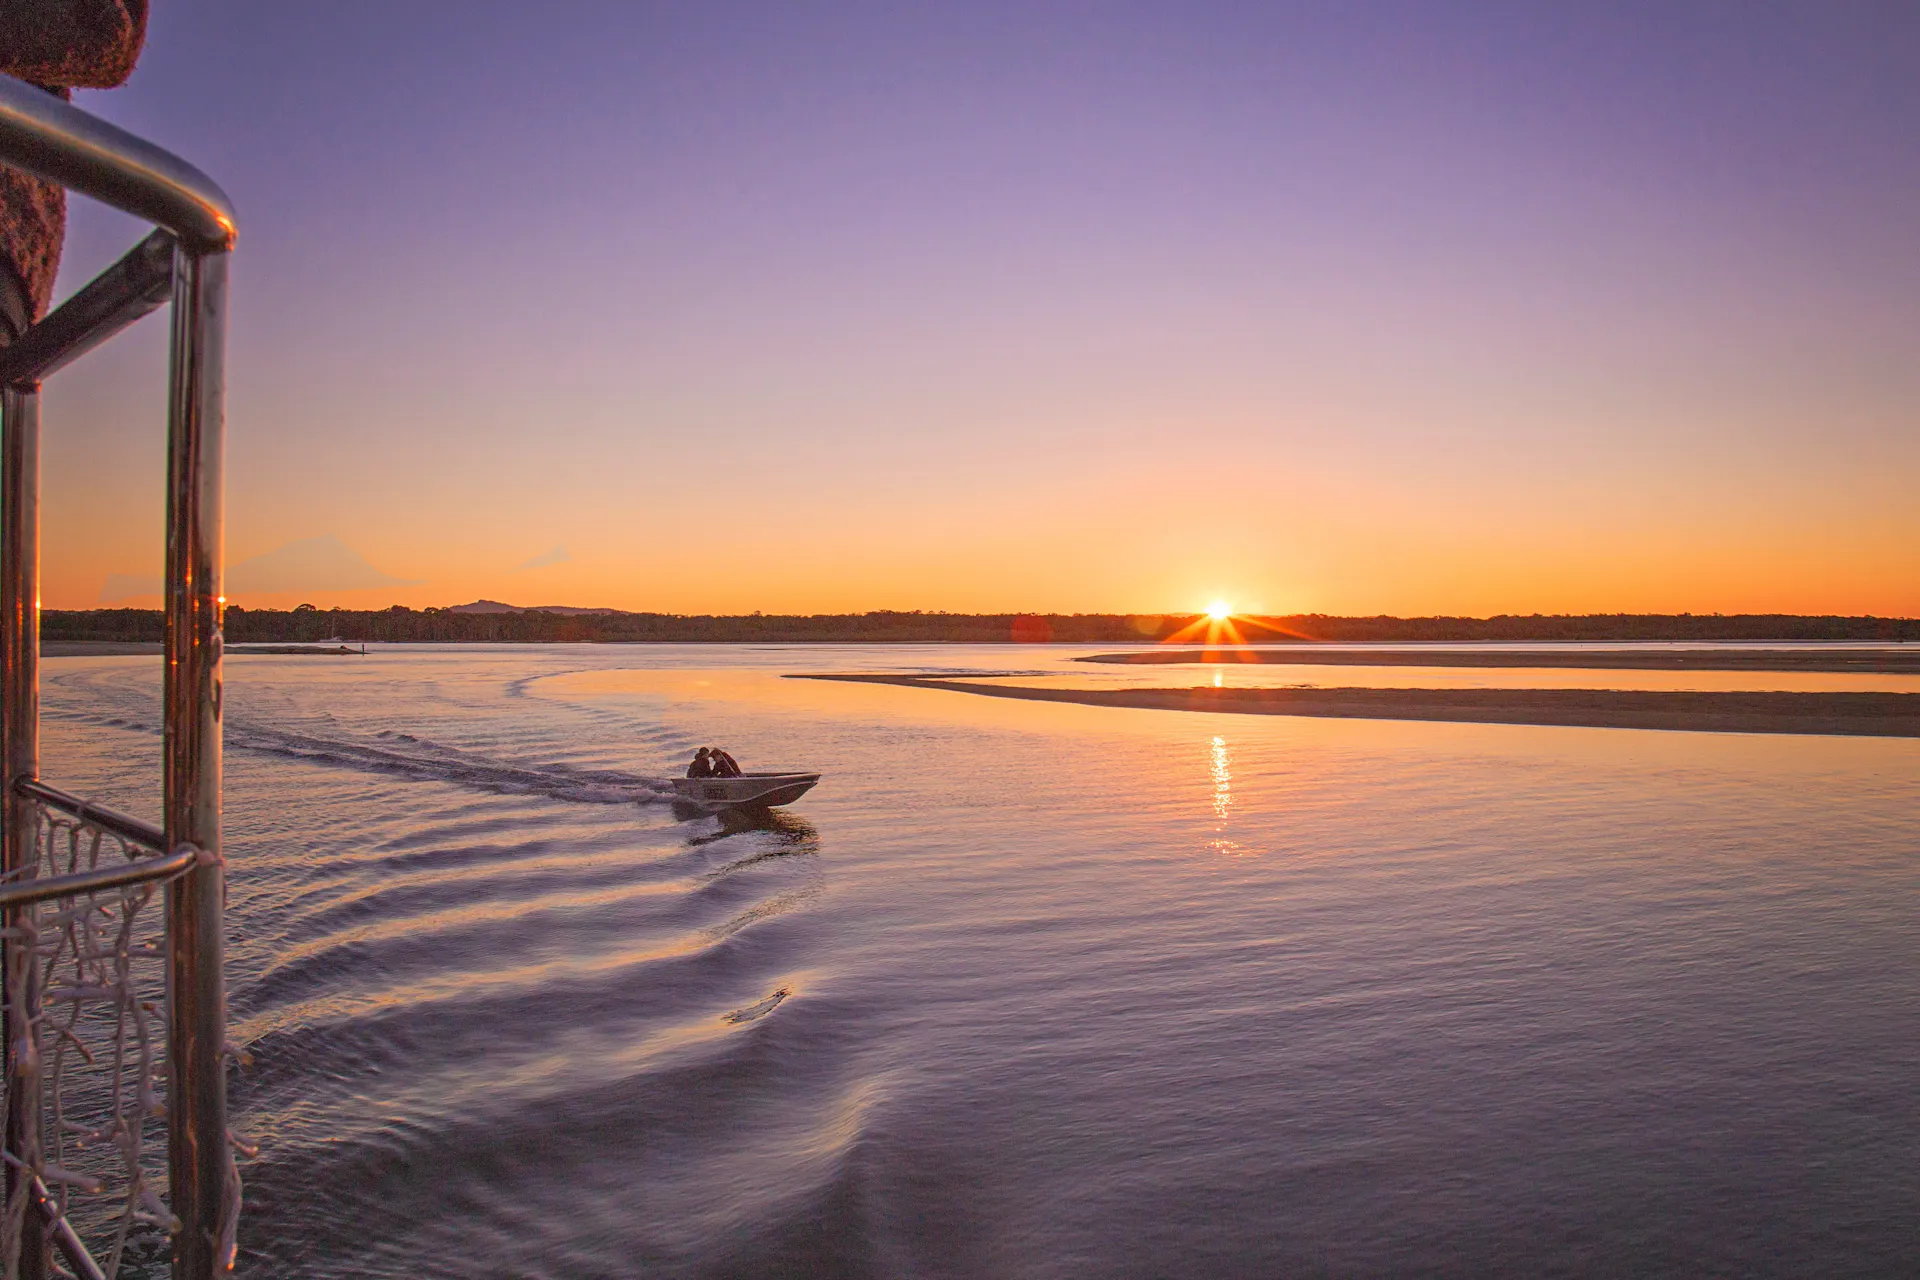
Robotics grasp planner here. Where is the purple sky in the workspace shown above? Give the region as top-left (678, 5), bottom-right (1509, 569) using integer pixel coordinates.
top-left (38, 1), bottom-right (1920, 614)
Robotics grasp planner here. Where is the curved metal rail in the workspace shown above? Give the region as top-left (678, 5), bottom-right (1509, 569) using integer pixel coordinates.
top-left (0, 75), bottom-right (234, 251)
top-left (16, 779), bottom-right (167, 852)
top-left (0, 229), bottom-right (175, 387)
top-left (0, 780), bottom-right (195, 910)
top-left (1, 68), bottom-right (238, 1280)
top-left (0, 846), bottom-right (196, 911)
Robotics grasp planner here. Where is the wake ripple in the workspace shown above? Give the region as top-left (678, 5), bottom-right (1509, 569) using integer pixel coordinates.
top-left (221, 721), bottom-right (680, 805)
top-left (39, 660), bottom-right (682, 807)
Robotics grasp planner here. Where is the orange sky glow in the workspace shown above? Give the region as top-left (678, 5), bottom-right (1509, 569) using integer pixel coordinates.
top-left (26, 6), bottom-right (1920, 620)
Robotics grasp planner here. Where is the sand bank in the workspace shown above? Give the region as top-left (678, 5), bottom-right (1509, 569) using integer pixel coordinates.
top-left (41, 641), bottom-right (161, 656)
top-left (798, 675), bottom-right (1920, 737)
top-left (41, 641), bottom-right (362, 657)
top-left (228, 644), bottom-right (365, 656)
top-left (1079, 648), bottom-right (1920, 674)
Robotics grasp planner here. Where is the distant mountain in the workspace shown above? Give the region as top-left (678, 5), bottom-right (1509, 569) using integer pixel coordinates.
top-left (448, 600), bottom-right (623, 616)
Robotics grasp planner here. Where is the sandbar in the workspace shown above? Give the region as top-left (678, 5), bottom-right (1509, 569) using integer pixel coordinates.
top-left (1077, 647), bottom-right (1920, 673)
top-left (797, 675), bottom-right (1920, 737)
top-left (41, 641), bottom-right (160, 656)
top-left (41, 641), bottom-right (362, 657)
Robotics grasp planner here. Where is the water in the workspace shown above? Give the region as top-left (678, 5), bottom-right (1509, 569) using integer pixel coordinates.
top-left (36, 644), bottom-right (1920, 1277)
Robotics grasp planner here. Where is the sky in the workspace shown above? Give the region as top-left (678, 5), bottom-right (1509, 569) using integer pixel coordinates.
top-left (31, 0), bottom-right (1920, 616)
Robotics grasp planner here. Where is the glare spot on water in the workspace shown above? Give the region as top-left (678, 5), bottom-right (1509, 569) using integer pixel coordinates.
top-left (1208, 733), bottom-right (1244, 855)
top-left (1209, 735), bottom-right (1232, 817)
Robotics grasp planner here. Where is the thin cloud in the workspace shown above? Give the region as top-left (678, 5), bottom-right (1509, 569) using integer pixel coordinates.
top-left (226, 535), bottom-right (423, 595)
top-left (96, 536), bottom-right (418, 604)
top-left (514, 544), bottom-right (571, 571)
top-left (98, 573), bottom-right (162, 604)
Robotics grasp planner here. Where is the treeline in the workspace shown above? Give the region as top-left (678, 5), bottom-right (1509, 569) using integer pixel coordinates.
top-left (38, 607), bottom-right (1920, 644)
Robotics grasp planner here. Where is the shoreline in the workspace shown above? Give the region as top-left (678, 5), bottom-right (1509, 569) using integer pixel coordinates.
top-left (41, 641), bottom-right (361, 657)
top-left (1079, 648), bottom-right (1920, 674)
top-left (796, 675), bottom-right (1920, 738)
top-left (41, 641), bottom-right (161, 656)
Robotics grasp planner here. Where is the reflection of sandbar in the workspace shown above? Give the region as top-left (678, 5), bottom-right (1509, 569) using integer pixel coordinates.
top-left (795, 675), bottom-right (1920, 738)
top-left (1078, 648), bottom-right (1920, 674)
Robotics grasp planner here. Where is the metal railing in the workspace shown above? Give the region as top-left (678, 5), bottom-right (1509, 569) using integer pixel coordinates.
top-left (0, 74), bottom-right (237, 1279)
top-left (5, 783), bottom-right (198, 1280)
top-left (3, 783), bottom-right (199, 911)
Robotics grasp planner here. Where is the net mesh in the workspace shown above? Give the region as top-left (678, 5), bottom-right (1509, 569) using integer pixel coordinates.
top-left (2, 801), bottom-right (178, 1279)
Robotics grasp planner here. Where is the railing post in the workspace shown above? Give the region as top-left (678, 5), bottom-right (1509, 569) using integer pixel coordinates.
top-left (1, 382), bottom-right (47, 1279)
top-left (164, 247), bottom-right (229, 1278)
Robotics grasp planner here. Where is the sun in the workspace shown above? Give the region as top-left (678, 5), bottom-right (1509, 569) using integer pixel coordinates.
top-left (1159, 599), bottom-right (1264, 652)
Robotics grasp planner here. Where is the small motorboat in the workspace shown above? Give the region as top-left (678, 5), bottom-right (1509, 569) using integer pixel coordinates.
top-left (671, 772), bottom-right (821, 812)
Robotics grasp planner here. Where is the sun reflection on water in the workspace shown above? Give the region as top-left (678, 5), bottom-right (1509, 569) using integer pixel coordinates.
top-left (1210, 735), bottom-right (1232, 819)
top-left (1207, 734), bottom-right (1244, 855)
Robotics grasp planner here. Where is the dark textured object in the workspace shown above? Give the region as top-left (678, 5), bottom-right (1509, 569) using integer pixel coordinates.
top-left (0, 258), bottom-right (25, 340)
top-left (0, 0), bottom-right (149, 334)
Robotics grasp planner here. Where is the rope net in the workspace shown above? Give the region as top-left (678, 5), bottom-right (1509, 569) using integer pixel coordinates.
top-left (2, 801), bottom-right (176, 1279)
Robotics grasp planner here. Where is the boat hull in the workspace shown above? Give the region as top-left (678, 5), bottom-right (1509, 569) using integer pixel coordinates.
top-left (670, 772), bottom-right (820, 812)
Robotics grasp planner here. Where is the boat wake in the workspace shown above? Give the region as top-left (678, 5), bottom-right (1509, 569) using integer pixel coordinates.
top-left (225, 722), bottom-right (681, 805)
top-left (39, 661), bottom-right (681, 807)
top-left (38, 650), bottom-right (862, 1278)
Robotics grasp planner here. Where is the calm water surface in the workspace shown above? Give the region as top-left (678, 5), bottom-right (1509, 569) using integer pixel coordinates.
top-left (36, 644), bottom-right (1920, 1277)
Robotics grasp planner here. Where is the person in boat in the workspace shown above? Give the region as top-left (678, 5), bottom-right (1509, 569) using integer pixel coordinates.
top-left (686, 747), bottom-right (714, 778)
top-left (710, 747), bottom-right (742, 777)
